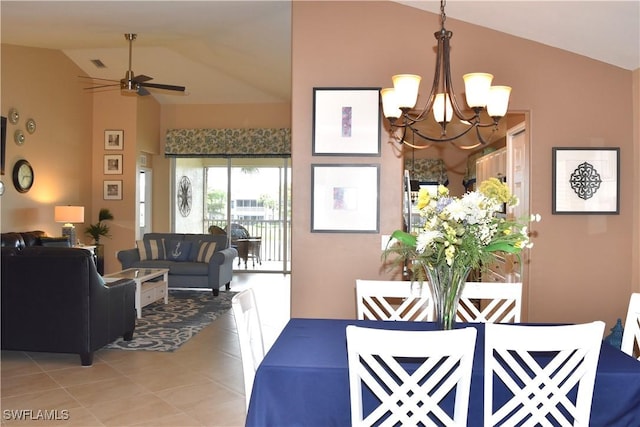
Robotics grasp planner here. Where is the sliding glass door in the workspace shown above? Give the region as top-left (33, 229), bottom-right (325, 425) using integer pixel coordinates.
top-left (174, 157), bottom-right (291, 273)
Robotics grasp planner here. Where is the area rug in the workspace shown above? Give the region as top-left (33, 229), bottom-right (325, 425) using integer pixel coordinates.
top-left (105, 289), bottom-right (236, 352)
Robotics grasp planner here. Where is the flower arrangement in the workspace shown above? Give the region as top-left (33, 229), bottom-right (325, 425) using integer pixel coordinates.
top-left (383, 178), bottom-right (540, 328)
top-left (385, 178), bottom-right (538, 279)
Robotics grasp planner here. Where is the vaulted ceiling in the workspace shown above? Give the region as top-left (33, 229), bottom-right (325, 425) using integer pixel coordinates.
top-left (1, 1), bottom-right (638, 105)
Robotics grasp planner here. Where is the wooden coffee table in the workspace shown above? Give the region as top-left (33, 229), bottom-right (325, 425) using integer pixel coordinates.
top-left (103, 268), bottom-right (169, 318)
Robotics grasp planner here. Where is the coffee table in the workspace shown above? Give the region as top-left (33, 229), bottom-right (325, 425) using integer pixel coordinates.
top-left (103, 268), bottom-right (169, 318)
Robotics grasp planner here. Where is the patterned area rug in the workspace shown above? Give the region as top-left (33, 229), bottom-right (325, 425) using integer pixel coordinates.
top-left (105, 289), bottom-right (236, 352)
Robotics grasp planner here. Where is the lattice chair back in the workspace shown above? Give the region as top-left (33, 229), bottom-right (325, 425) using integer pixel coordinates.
top-left (355, 280), bottom-right (434, 321)
top-left (484, 321), bottom-right (606, 427)
top-left (621, 293), bottom-right (640, 360)
top-left (457, 281), bottom-right (523, 323)
top-left (346, 325), bottom-right (477, 427)
top-left (231, 288), bottom-right (265, 411)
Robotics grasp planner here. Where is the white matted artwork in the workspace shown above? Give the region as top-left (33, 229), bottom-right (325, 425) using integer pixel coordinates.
top-left (104, 129), bottom-right (124, 150)
top-left (552, 147), bottom-right (619, 214)
top-left (104, 154), bottom-right (123, 175)
top-left (312, 88), bottom-right (381, 156)
top-left (103, 180), bottom-right (122, 200)
top-left (311, 164), bottom-right (379, 233)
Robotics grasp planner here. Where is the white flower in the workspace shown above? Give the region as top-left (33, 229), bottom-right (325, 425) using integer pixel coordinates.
top-left (416, 230), bottom-right (442, 253)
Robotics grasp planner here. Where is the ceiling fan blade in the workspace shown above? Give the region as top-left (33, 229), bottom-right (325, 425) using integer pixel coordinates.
top-left (84, 83), bottom-right (120, 90)
top-left (139, 82), bottom-right (186, 92)
top-left (79, 75), bottom-right (120, 83)
top-left (132, 74), bottom-right (153, 83)
top-left (137, 86), bottom-right (151, 96)
top-left (139, 83), bottom-right (185, 92)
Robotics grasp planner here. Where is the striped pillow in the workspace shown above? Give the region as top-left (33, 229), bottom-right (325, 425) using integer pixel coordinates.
top-left (196, 241), bottom-right (217, 263)
top-left (137, 239), bottom-right (165, 261)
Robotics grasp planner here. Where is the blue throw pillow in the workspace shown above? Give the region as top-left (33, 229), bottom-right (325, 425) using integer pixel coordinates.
top-left (165, 240), bottom-right (192, 262)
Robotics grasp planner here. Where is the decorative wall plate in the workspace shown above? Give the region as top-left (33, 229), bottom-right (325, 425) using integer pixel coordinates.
top-left (8, 108), bottom-right (19, 125)
top-left (26, 118), bottom-right (36, 134)
top-left (14, 129), bottom-right (25, 145)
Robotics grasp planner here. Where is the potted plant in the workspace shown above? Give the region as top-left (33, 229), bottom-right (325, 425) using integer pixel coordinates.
top-left (85, 208), bottom-right (114, 274)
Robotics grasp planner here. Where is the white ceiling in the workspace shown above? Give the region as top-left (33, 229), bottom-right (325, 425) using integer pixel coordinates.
top-left (1, 1), bottom-right (638, 106)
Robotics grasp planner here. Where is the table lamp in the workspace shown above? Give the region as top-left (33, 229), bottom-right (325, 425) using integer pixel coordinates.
top-left (54, 205), bottom-right (84, 246)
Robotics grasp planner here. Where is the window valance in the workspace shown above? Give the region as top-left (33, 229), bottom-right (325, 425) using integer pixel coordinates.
top-left (404, 158), bottom-right (449, 185)
top-left (165, 128), bottom-right (291, 157)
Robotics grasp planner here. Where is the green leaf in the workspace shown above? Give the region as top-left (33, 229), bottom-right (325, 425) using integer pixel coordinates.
top-left (390, 230), bottom-right (417, 248)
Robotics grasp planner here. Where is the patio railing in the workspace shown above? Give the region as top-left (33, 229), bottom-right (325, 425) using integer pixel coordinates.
top-left (205, 219), bottom-right (291, 263)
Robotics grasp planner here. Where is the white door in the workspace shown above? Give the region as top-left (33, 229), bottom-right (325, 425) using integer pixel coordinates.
top-left (137, 167), bottom-right (152, 239)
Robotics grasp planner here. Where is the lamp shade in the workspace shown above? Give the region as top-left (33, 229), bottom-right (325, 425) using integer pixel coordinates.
top-left (486, 85), bottom-right (512, 118)
top-left (380, 88), bottom-right (402, 119)
top-left (54, 206), bottom-right (85, 224)
top-left (433, 93), bottom-right (453, 124)
top-left (463, 72), bottom-right (493, 108)
top-left (392, 74), bottom-right (421, 109)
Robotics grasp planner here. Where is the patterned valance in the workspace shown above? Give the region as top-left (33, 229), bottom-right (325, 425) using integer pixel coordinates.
top-left (165, 128), bottom-right (291, 157)
top-left (404, 158), bottom-right (449, 185)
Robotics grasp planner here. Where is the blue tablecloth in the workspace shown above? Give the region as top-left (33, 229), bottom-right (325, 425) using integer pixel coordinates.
top-left (246, 318), bottom-right (640, 427)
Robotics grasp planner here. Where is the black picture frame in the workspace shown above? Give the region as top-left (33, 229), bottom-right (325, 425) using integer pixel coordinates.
top-left (311, 164), bottom-right (380, 233)
top-left (1, 116), bottom-right (6, 175)
top-left (552, 147), bottom-right (620, 214)
top-left (312, 87), bottom-right (381, 156)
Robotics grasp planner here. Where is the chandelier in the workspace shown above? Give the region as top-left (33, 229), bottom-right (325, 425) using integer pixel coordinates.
top-left (381, 0), bottom-right (512, 150)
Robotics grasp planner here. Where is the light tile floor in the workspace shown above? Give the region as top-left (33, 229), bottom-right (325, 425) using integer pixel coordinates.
top-left (1, 273), bottom-right (291, 427)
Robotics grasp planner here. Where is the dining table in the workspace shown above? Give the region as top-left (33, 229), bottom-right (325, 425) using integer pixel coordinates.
top-left (245, 318), bottom-right (640, 427)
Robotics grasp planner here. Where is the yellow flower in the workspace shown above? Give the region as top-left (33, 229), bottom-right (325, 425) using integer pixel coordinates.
top-left (417, 190), bottom-right (431, 210)
top-left (437, 185), bottom-right (449, 196)
top-left (479, 177), bottom-right (516, 205)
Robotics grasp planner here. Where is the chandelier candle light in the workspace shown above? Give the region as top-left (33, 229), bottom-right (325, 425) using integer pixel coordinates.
top-left (54, 205), bottom-right (85, 246)
top-left (381, 0), bottom-right (512, 149)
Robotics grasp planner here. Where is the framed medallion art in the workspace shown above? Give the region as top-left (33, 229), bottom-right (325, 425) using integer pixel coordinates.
top-left (552, 147), bottom-right (620, 214)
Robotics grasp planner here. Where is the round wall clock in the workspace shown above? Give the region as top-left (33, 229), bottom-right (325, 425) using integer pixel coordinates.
top-left (177, 175), bottom-right (192, 217)
top-left (12, 159), bottom-right (34, 193)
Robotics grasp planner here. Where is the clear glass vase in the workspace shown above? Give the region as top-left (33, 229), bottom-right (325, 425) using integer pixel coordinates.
top-left (425, 263), bottom-right (471, 330)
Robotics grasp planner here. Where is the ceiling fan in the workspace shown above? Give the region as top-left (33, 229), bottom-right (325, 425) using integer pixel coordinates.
top-left (82, 33), bottom-right (186, 96)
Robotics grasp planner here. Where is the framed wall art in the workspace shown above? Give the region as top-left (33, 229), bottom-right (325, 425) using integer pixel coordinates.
top-left (311, 164), bottom-right (380, 233)
top-left (552, 147), bottom-right (620, 214)
top-left (312, 87), bottom-right (381, 156)
top-left (104, 154), bottom-right (123, 175)
top-left (104, 129), bottom-right (124, 150)
top-left (103, 180), bottom-right (122, 200)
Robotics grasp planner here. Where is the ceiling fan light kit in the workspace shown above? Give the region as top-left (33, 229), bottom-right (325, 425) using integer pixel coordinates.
top-left (381, 0), bottom-right (512, 150)
top-left (83, 33), bottom-right (186, 97)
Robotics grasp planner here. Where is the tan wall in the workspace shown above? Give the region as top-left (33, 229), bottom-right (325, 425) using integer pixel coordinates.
top-left (1, 45), bottom-right (92, 236)
top-left (290, 1), bottom-right (638, 326)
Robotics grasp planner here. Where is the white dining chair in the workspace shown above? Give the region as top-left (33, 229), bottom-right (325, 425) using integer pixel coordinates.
top-left (621, 292), bottom-right (640, 360)
top-left (484, 321), bottom-right (605, 427)
top-left (355, 279), bottom-right (434, 321)
top-left (231, 288), bottom-right (265, 412)
top-left (346, 325), bottom-right (477, 427)
top-left (457, 281), bottom-right (523, 323)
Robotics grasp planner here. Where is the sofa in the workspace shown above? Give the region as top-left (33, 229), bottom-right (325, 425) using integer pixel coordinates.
top-left (1, 230), bottom-right (71, 248)
top-left (1, 246), bottom-right (136, 366)
top-left (116, 233), bottom-right (237, 296)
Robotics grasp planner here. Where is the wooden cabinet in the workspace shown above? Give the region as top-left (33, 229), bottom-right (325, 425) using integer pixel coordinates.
top-left (475, 147), bottom-right (507, 184)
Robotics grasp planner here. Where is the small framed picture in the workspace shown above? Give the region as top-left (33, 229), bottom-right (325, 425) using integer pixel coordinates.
top-left (103, 180), bottom-right (122, 200)
top-left (104, 154), bottom-right (123, 175)
top-left (311, 164), bottom-right (380, 233)
top-left (312, 88), bottom-right (381, 156)
top-left (552, 147), bottom-right (620, 214)
top-left (104, 129), bottom-right (124, 150)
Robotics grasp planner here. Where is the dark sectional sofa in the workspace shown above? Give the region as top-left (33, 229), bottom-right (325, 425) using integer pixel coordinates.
top-left (1, 245), bottom-right (136, 366)
top-left (116, 233), bottom-right (237, 296)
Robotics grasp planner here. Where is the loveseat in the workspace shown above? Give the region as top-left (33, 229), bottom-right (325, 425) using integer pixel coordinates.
top-left (1, 246), bottom-right (136, 366)
top-left (116, 233), bottom-right (237, 296)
